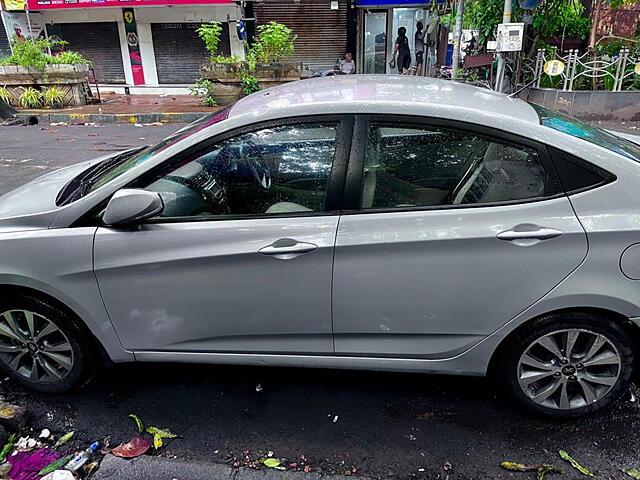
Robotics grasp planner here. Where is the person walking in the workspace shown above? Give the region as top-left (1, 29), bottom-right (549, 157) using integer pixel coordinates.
top-left (414, 22), bottom-right (425, 76)
top-left (394, 27), bottom-right (411, 74)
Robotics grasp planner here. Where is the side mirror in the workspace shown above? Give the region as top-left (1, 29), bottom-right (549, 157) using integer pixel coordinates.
top-left (102, 189), bottom-right (164, 226)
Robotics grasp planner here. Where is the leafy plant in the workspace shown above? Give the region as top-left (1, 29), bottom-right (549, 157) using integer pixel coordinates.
top-left (240, 73), bottom-right (260, 95)
top-left (50, 50), bottom-right (91, 65)
top-left (43, 86), bottom-right (65, 107)
top-left (18, 87), bottom-right (42, 108)
top-left (197, 22), bottom-right (224, 61)
top-left (532, 1), bottom-right (590, 39)
top-left (248, 21), bottom-right (296, 64)
top-left (0, 35), bottom-right (89, 70)
top-left (188, 78), bottom-right (217, 107)
top-left (0, 86), bottom-right (13, 105)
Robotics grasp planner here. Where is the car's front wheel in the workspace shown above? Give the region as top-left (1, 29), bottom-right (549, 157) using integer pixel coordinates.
top-left (0, 294), bottom-right (92, 392)
top-left (501, 312), bottom-right (636, 417)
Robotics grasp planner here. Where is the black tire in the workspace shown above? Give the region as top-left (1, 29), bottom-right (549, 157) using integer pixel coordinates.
top-left (500, 312), bottom-right (636, 417)
top-left (0, 294), bottom-right (93, 393)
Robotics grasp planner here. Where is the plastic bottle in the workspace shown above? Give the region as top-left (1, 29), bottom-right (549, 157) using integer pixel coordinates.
top-left (64, 442), bottom-right (99, 472)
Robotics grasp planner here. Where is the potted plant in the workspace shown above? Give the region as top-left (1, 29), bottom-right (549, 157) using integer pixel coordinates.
top-left (196, 20), bottom-right (298, 106)
top-left (0, 36), bottom-right (92, 107)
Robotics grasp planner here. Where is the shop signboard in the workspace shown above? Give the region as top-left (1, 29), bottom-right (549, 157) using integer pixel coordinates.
top-left (1, 0), bottom-right (26, 11)
top-left (27, 0), bottom-right (231, 9)
top-left (1, 10), bottom-right (46, 44)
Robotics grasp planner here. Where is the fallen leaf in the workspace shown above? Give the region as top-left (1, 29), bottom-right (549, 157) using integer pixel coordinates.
top-left (623, 468), bottom-right (640, 479)
top-left (537, 465), bottom-right (562, 480)
top-left (559, 450), bottom-right (595, 477)
top-left (501, 462), bottom-right (539, 472)
top-left (263, 458), bottom-right (281, 468)
top-left (111, 437), bottom-right (152, 458)
top-left (417, 412), bottom-right (434, 420)
top-left (84, 461), bottom-right (99, 475)
top-left (129, 414), bottom-right (144, 433)
top-left (0, 434), bottom-right (15, 463)
top-left (55, 431), bottom-right (75, 447)
top-left (146, 427), bottom-right (177, 449)
top-left (38, 454), bottom-right (73, 475)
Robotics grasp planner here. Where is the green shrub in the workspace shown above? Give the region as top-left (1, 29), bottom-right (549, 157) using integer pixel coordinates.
top-left (197, 22), bottom-right (224, 61)
top-left (240, 73), bottom-right (260, 95)
top-left (43, 86), bottom-right (65, 107)
top-left (19, 87), bottom-right (42, 108)
top-left (0, 35), bottom-right (90, 70)
top-left (0, 86), bottom-right (13, 105)
top-left (248, 21), bottom-right (296, 64)
top-left (188, 78), bottom-right (217, 107)
top-left (50, 51), bottom-right (91, 65)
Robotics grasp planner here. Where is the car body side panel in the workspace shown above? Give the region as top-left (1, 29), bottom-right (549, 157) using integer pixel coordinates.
top-left (332, 197), bottom-right (588, 359)
top-left (93, 216), bottom-right (338, 353)
top-left (0, 227), bottom-right (133, 362)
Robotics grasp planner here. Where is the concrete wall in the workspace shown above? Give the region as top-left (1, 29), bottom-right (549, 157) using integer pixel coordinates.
top-left (522, 87), bottom-right (640, 121)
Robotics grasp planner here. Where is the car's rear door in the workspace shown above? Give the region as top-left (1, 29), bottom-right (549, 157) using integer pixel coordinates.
top-left (332, 115), bottom-right (588, 359)
top-left (93, 116), bottom-right (352, 355)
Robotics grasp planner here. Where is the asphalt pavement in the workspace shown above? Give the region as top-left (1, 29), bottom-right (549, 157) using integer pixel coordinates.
top-left (2, 120), bottom-right (640, 480)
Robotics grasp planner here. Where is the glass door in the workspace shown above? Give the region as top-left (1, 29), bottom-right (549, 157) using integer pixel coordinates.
top-left (363, 10), bottom-right (387, 74)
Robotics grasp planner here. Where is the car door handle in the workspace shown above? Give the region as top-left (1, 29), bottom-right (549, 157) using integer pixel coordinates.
top-left (497, 227), bottom-right (564, 241)
top-left (259, 239), bottom-right (318, 256)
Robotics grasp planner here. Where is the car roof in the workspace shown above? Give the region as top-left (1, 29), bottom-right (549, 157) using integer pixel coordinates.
top-left (229, 75), bottom-right (540, 125)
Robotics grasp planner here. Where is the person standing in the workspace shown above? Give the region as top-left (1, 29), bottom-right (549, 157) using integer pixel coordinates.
top-left (394, 27), bottom-right (411, 74)
top-left (414, 22), bottom-right (425, 76)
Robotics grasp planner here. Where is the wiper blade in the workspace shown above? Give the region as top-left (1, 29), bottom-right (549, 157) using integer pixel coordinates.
top-left (57, 146), bottom-right (147, 206)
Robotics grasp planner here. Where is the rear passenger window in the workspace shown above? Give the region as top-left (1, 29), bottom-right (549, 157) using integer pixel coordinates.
top-left (551, 150), bottom-right (614, 193)
top-left (360, 123), bottom-right (560, 210)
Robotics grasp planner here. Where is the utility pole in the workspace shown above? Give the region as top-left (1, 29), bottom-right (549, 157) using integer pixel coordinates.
top-left (494, 0), bottom-right (512, 91)
top-left (451, 0), bottom-right (465, 79)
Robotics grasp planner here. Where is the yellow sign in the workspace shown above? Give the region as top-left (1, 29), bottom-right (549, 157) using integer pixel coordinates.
top-left (2, 0), bottom-right (26, 10)
top-left (635, 63), bottom-right (640, 76)
top-left (544, 59), bottom-right (565, 77)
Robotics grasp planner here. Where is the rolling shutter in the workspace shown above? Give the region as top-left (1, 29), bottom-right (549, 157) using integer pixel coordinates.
top-left (59, 22), bottom-right (125, 84)
top-left (254, 0), bottom-right (348, 65)
top-left (0, 16), bottom-right (10, 57)
top-left (151, 23), bottom-right (230, 84)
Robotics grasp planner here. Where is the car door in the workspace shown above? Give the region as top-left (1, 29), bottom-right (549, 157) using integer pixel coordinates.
top-left (93, 116), bottom-right (351, 354)
top-left (332, 116), bottom-right (588, 359)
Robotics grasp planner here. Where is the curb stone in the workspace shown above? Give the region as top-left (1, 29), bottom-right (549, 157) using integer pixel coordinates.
top-left (12, 111), bottom-right (209, 125)
top-left (93, 455), bottom-right (360, 480)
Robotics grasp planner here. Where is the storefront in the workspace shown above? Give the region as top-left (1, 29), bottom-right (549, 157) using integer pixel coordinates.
top-left (253, 0), bottom-right (353, 70)
top-left (355, 0), bottom-right (448, 74)
top-left (2, 0), bottom-right (243, 87)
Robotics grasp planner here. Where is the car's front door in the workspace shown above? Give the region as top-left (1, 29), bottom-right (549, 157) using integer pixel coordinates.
top-left (332, 116), bottom-right (588, 359)
top-left (93, 117), bottom-right (350, 354)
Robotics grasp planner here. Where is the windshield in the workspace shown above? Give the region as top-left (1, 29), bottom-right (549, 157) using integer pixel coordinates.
top-left (85, 106), bottom-right (232, 195)
top-left (529, 103), bottom-right (640, 162)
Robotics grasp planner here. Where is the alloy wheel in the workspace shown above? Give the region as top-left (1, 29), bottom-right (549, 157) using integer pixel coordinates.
top-left (517, 328), bottom-right (621, 410)
top-left (0, 309), bottom-right (74, 383)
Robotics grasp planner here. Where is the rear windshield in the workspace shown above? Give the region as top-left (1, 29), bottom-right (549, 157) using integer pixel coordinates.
top-left (529, 103), bottom-right (640, 162)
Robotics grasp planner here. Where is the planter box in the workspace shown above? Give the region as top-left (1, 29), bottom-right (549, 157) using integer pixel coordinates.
top-left (0, 63), bottom-right (91, 107)
top-left (201, 61), bottom-right (301, 105)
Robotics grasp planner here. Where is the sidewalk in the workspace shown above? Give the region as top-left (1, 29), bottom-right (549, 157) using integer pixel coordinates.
top-left (94, 455), bottom-right (355, 480)
top-left (12, 93), bottom-right (216, 125)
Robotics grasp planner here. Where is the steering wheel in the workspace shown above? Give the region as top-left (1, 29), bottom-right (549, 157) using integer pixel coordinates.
top-left (240, 145), bottom-right (271, 190)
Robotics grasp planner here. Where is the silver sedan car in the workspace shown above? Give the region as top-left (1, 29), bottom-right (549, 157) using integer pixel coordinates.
top-left (1, 76), bottom-right (640, 417)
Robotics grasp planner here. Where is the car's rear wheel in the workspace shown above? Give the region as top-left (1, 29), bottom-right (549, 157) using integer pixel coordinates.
top-left (0, 294), bottom-right (92, 392)
top-left (501, 312), bottom-right (636, 417)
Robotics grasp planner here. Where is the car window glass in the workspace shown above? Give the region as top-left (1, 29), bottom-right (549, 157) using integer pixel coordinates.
top-left (552, 150), bottom-right (612, 193)
top-left (361, 124), bottom-right (559, 210)
top-left (144, 122), bottom-right (338, 218)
